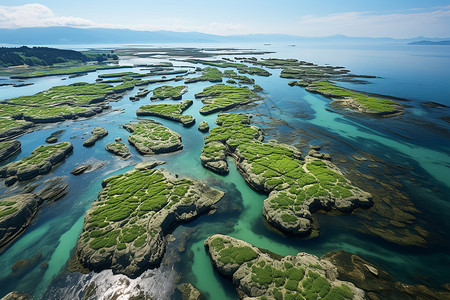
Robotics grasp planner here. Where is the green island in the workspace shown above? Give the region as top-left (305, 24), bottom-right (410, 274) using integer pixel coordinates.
top-left (195, 84), bottom-right (261, 115)
top-left (0, 142), bottom-right (73, 185)
top-left (0, 81), bottom-right (149, 139)
top-left (73, 161), bottom-right (224, 277)
top-left (10, 65), bottom-right (129, 79)
top-left (136, 99), bottom-right (195, 126)
top-left (150, 85), bottom-right (188, 100)
top-left (198, 120), bottom-right (210, 132)
top-left (105, 141), bottom-right (131, 159)
top-left (205, 234), bottom-right (363, 300)
top-left (83, 126), bottom-right (108, 147)
top-left (201, 114), bottom-right (372, 234)
top-left (122, 120), bottom-right (183, 155)
top-left (185, 67), bottom-right (223, 83)
top-left (303, 81), bottom-right (403, 116)
top-left (185, 59), bottom-right (271, 76)
top-left (0, 140), bottom-right (21, 162)
top-left (223, 70), bottom-right (255, 84)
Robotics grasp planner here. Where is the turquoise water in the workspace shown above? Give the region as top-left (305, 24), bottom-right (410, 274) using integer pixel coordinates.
top-left (0, 44), bottom-right (449, 299)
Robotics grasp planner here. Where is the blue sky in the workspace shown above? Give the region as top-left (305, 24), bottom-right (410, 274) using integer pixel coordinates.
top-left (0, 1), bottom-right (449, 38)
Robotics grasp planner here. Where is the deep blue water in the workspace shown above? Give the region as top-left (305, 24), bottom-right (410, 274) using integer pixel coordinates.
top-left (0, 43), bottom-right (449, 299)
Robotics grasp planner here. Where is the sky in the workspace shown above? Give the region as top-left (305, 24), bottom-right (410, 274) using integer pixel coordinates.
top-left (0, 0), bottom-right (449, 38)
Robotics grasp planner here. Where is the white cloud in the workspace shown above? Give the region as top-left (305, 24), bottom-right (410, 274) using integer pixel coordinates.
top-left (0, 4), bottom-right (96, 28)
top-left (296, 8), bottom-right (450, 38)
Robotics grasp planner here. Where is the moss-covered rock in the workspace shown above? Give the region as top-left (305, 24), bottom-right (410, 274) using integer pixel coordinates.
top-left (205, 235), bottom-right (365, 300)
top-left (0, 142), bottom-right (73, 183)
top-left (305, 82), bottom-right (403, 117)
top-left (74, 161), bottom-right (224, 277)
top-left (223, 70), bottom-right (255, 85)
top-left (122, 120), bottom-right (182, 155)
top-left (83, 126), bottom-right (108, 147)
top-left (198, 121), bottom-right (209, 133)
top-left (185, 67), bottom-right (223, 84)
top-left (0, 194), bottom-right (42, 251)
top-left (201, 114), bottom-right (372, 234)
top-left (105, 142), bottom-right (131, 159)
top-left (150, 85), bottom-right (188, 100)
top-left (177, 283), bottom-right (203, 300)
top-left (0, 140), bottom-right (21, 163)
top-left (195, 84), bottom-right (261, 115)
top-left (136, 100), bottom-right (195, 127)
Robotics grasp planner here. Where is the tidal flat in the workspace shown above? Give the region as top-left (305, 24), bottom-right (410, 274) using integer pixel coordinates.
top-left (0, 46), bottom-right (449, 300)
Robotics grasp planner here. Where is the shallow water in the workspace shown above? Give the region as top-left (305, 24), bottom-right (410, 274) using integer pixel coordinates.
top-left (0, 44), bottom-right (449, 299)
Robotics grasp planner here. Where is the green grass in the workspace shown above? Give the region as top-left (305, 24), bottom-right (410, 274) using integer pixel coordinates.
top-left (202, 113), bottom-right (359, 225)
top-left (185, 67), bottom-right (223, 83)
top-left (306, 81), bottom-right (399, 113)
top-left (137, 99), bottom-right (194, 126)
top-left (151, 85), bottom-right (187, 100)
top-left (124, 120), bottom-right (182, 153)
top-left (223, 70), bottom-right (255, 84)
top-left (195, 84), bottom-right (259, 115)
top-left (83, 168), bottom-right (196, 251)
top-left (0, 201), bottom-right (18, 218)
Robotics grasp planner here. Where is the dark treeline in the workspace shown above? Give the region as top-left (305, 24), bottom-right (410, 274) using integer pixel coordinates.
top-left (0, 46), bottom-right (88, 67)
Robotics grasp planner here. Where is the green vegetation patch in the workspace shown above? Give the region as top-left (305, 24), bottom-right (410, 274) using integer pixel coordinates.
top-left (195, 84), bottom-right (260, 115)
top-left (151, 85), bottom-right (188, 100)
top-left (202, 114), bottom-right (364, 232)
top-left (83, 168), bottom-right (195, 251)
top-left (306, 81), bottom-right (400, 113)
top-left (136, 100), bottom-right (194, 126)
top-left (0, 201), bottom-right (18, 218)
top-left (123, 120), bottom-right (182, 155)
top-left (185, 67), bottom-right (223, 83)
top-left (223, 70), bottom-right (255, 84)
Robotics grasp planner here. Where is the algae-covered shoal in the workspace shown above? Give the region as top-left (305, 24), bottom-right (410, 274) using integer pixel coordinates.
top-left (122, 120), bottom-right (183, 155)
top-left (150, 85), bottom-right (188, 100)
top-left (185, 67), bottom-right (223, 84)
top-left (136, 100), bottom-right (195, 127)
top-left (0, 81), bottom-right (149, 139)
top-left (10, 65), bottom-right (129, 79)
top-left (83, 127), bottom-right (108, 147)
top-left (304, 81), bottom-right (403, 116)
top-left (0, 142), bottom-right (73, 183)
top-left (201, 114), bottom-right (372, 234)
top-left (0, 140), bottom-right (21, 162)
top-left (185, 59), bottom-right (271, 76)
top-left (205, 234), bottom-right (364, 300)
top-left (74, 161), bottom-right (224, 277)
top-left (223, 70), bottom-right (255, 85)
top-left (105, 141), bottom-right (131, 159)
top-left (195, 84), bottom-right (261, 115)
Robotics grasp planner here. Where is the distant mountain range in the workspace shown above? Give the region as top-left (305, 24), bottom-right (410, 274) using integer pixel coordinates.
top-left (408, 40), bottom-right (450, 45)
top-left (0, 27), bottom-right (449, 46)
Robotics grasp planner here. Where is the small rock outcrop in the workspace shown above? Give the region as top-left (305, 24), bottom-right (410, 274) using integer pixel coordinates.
top-left (45, 130), bottom-right (65, 144)
top-left (198, 121), bottom-right (209, 133)
top-left (70, 164), bottom-right (91, 176)
top-left (0, 142), bottom-right (73, 184)
top-left (73, 162), bottom-right (224, 277)
top-left (0, 291), bottom-right (31, 300)
top-left (177, 283), bottom-right (202, 300)
top-left (204, 234), bottom-right (365, 299)
top-left (105, 142), bottom-right (131, 159)
top-left (0, 140), bottom-right (21, 163)
top-left (0, 194), bottom-right (41, 251)
top-left (83, 126), bottom-right (108, 147)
